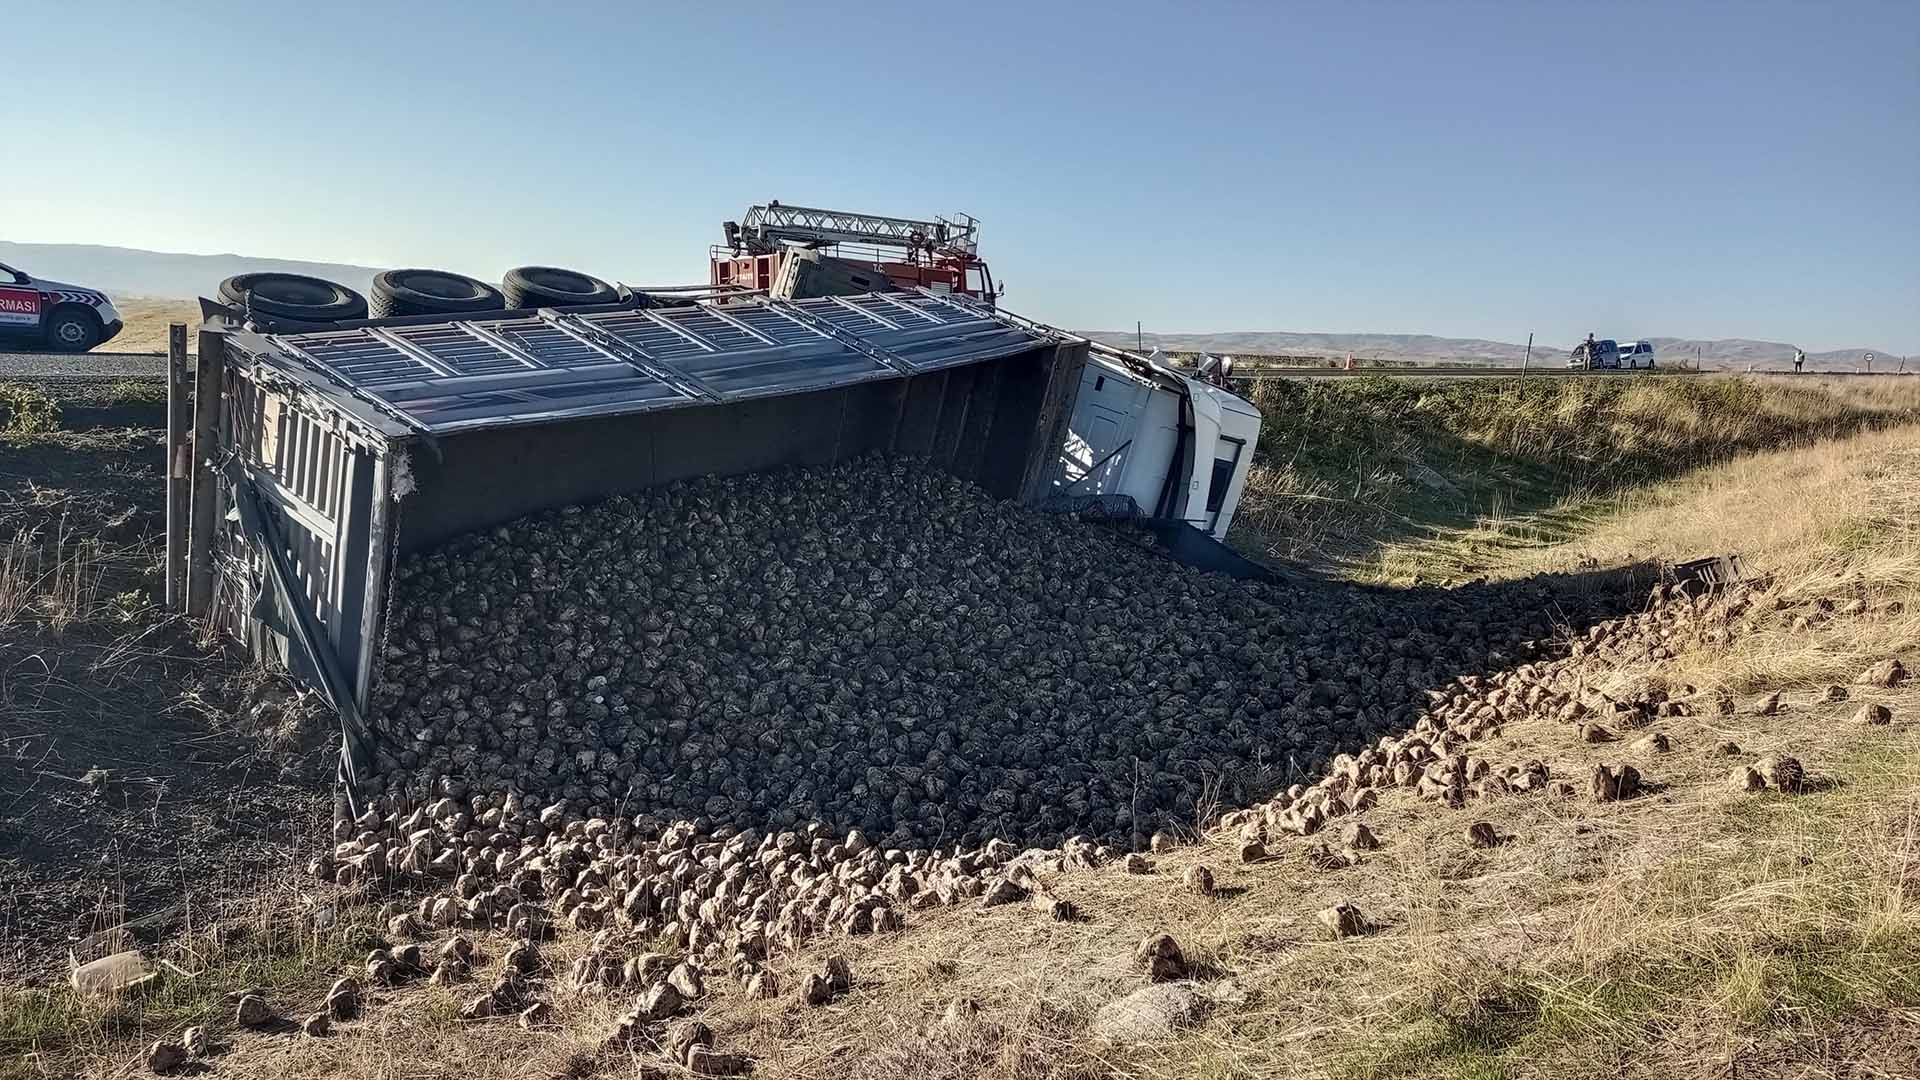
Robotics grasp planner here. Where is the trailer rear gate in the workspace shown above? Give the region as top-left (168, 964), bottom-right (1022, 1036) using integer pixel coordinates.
top-left (181, 292), bottom-right (1085, 718)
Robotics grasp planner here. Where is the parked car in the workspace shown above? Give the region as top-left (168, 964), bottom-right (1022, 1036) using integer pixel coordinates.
top-left (1620, 339), bottom-right (1656, 368)
top-left (0, 261), bottom-right (125, 352)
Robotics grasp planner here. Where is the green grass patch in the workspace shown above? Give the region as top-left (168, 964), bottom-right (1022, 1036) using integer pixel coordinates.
top-left (1819, 518), bottom-right (1884, 554)
top-left (99, 379), bottom-right (168, 406)
top-left (0, 384), bottom-right (60, 434)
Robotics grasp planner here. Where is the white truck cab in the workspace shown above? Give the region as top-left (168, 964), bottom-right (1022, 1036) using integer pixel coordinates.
top-left (0, 261), bottom-right (125, 352)
top-left (1057, 345), bottom-right (1261, 539)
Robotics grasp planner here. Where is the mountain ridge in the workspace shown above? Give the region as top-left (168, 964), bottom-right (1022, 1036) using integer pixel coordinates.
top-left (0, 241), bottom-right (387, 301)
top-left (2, 241), bottom-right (1903, 371)
top-left (1082, 330), bottom-right (1906, 373)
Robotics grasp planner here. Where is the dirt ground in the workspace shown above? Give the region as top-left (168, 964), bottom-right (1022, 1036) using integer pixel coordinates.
top-left (0, 413), bottom-right (332, 984)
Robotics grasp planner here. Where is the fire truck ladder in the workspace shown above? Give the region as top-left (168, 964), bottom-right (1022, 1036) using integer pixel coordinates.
top-left (731, 203), bottom-right (979, 259)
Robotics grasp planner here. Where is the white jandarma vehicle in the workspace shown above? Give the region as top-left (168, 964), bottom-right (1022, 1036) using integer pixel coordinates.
top-left (0, 261), bottom-right (125, 352)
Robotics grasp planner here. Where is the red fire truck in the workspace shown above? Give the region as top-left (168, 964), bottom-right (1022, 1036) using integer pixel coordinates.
top-left (710, 202), bottom-right (997, 305)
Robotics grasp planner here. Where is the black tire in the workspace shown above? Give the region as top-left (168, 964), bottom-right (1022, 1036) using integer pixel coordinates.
top-left (218, 273), bottom-right (368, 323)
top-left (43, 306), bottom-right (101, 352)
top-left (369, 269), bottom-right (505, 320)
top-left (501, 266), bottom-right (619, 310)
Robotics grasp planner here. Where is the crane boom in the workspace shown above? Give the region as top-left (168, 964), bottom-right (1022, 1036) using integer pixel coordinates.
top-left (730, 202), bottom-right (979, 259)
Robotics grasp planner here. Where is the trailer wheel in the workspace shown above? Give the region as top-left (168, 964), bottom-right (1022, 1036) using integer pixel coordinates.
top-left (501, 266), bottom-right (620, 311)
top-left (219, 273), bottom-right (368, 324)
top-left (369, 269), bottom-right (506, 320)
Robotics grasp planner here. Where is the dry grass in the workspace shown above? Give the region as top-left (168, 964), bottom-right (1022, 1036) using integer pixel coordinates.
top-left (0, 523), bottom-right (107, 633)
top-left (101, 297), bottom-right (201, 354)
top-left (1233, 374), bottom-right (1920, 570)
top-left (1371, 428), bottom-right (1920, 700)
top-left (1377, 419), bottom-right (1920, 586)
top-left (0, 879), bottom-right (381, 1080)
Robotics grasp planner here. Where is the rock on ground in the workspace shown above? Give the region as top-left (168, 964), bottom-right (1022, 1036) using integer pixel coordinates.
top-left (1854, 703), bottom-right (1892, 725)
top-left (146, 1040), bottom-right (187, 1074)
top-left (235, 993), bottom-right (274, 1028)
top-left (1182, 865), bottom-right (1216, 897)
top-left (1755, 755), bottom-right (1806, 793)
top-left (1855, 659), bottom-right (1908, 688)
top-left (1091, 983), bottom-right (1202, 1044)
top-left (1318, 902), bottom-right (1367, 938)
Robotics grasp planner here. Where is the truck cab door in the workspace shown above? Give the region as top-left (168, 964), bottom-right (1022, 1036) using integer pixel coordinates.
top-left (0, 263), bottom-right (43, 337)
top-left (1063, 367), bottom-right (1149, 494)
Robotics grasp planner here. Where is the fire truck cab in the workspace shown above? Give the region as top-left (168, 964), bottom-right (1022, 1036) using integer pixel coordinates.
top-left (711, 202), bottom-right (997, 305)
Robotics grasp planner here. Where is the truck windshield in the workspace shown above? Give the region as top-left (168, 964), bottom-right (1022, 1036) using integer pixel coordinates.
top-left (1205, 439), bottom-right (1245, 516)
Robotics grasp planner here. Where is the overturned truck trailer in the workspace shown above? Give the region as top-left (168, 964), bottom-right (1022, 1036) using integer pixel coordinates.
top-left (170, 289), bottom-right (1260, 789)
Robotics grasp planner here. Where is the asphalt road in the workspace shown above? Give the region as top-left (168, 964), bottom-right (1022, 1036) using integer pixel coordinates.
top-left (0, 350), bottom-right (169, 380)
top-left (0, 351), bottom-right (1682, 383)
top-left (0, 350), bottom-right (1902, 386)
top-left (1231, 365), bottom-right (1690, 381)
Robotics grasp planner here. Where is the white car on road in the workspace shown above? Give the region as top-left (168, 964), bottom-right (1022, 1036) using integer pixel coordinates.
top-left (1568, 337), bottom-right (1656, 370)
top-left (0, 261), bottom-right (125, 352)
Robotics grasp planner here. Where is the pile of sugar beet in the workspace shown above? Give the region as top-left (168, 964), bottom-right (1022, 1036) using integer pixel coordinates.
top-left (364, 456), bottom-right (1619, 852)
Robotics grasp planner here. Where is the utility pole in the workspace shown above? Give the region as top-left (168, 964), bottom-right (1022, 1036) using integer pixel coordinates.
top-left (1136, 321), bottom-right (1143, 352)
top-left (1522, 332), bottom-right (1532, 374)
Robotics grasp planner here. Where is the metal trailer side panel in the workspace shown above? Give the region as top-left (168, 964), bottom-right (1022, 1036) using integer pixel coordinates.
top-left (208, 325), bottom-right (1088, 715)
top-left (209, 363), bottom-right (385, 702)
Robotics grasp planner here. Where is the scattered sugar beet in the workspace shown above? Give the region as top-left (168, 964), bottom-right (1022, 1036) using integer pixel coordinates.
top-left (310, 459), bottom-right (1812, 993)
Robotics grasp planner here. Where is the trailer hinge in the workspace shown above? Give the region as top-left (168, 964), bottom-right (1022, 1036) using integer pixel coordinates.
top-left (763, 298), bottom-right (919, 376)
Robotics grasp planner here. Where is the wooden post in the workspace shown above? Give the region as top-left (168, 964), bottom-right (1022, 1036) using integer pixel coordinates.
top-left (164, 324), bottom-right (191, 608)
top-left (185, 329), bottom-right (226, 616)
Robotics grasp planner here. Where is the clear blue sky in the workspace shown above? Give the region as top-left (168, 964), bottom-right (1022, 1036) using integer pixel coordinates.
top-left (6, 0), bottom-right (1915, 351)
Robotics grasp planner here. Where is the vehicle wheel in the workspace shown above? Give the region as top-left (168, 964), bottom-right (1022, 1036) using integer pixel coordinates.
top-left (502, 266), bottom-right (619, 310)
top-left (219, 273), bottom-right (368, 323)
top-left (370, 269), bottom-right (505, 320)
top-left (43, 307), bottom-right (100, 352)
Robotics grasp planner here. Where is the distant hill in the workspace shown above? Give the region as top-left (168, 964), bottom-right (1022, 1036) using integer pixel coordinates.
top-left (0, 241), bottom-right (386, 301)
top-left (2, 242), bottom-right (1903, 371)
top-left (1085, 330), bottom-right (1906, 373)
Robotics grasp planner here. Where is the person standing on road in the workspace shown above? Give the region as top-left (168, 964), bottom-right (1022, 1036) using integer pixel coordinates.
top-left (1793, 346), bottom-right (1805, 374)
